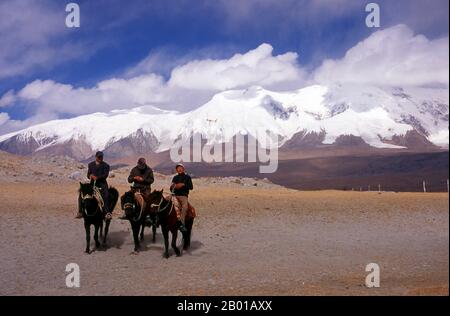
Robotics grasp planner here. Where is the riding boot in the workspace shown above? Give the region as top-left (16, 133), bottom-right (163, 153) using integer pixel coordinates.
top-left (177, 220), bottom-right (188, 233)
top-left (144, 215), bottom-right (153, 227)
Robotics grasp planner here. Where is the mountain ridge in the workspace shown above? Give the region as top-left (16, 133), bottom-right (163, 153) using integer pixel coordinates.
top-left (0, 83), bottom-right (448, 160)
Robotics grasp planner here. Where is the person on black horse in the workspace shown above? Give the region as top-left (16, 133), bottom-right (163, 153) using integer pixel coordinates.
top-left (118, 157), bottom-right (154, 220)
top-left (76, 151), bottom-right (111, 218)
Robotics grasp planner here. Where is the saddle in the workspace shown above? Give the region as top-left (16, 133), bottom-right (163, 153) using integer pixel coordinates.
top-left (92, 186), bottom-right (105, 211)
top-left (133, 192), bottom-right (147, 214)
top-left (169, 196), bottom-right (197, 220)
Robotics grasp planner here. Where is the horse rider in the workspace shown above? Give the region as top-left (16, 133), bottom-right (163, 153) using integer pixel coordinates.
top-left (170, 163), bottom-right (193, 233)
top-left (76, 151), bottom-right (111, 218)
top-left (118, 157), bottom-right (154, 220)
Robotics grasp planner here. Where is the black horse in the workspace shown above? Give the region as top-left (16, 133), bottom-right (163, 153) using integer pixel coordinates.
top-left (120, 190), bottom-right (157, 252)
top-left (79, 182), bottom-right (119, 253)
top-left (147, 189), bottom-right (194, 258)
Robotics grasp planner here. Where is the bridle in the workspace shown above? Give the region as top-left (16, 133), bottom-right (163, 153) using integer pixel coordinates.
top-left (80, 181), bottom-right (105, 217)
top-left (123, 193), bottom-right (148, 222)
top-left (80, 193), bottom-right (98, 217)
top-left (151, 194), bottom-right (173, 215)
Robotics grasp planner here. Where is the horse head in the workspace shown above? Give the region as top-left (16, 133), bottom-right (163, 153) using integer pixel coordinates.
top-left (79, 182), bottom-right (98, 216)
top-left (148, 189), bottom-right (164, 208)
top-left (121, 190), bottom-right (138, 219)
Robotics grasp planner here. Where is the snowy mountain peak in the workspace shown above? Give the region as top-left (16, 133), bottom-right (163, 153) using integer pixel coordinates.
top-left (0, 84), bottom-right (448, 160)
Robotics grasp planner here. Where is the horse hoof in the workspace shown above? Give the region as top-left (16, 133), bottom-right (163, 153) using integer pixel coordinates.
top-left (85, 249), bottom-right (90, 254)
top-left (164, 253), bottom-right (170, 259)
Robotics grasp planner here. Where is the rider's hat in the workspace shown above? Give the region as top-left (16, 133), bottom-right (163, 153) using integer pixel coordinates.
top-left (137, 157), bottom-right (147, 169)
top-left (95, 151), bottom-right (104, 158)
top-left (175, 163), bottom-right (185, 169)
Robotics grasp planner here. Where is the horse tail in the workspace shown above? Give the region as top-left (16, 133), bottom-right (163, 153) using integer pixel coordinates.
top-left (108, 187), bottom-right (119, 212)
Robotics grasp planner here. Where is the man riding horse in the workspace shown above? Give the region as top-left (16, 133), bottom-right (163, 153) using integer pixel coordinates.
top-left (118, 157), bottom-right (154, 220)
top-left (76, 151), bottom-right (111, 219)
top-left (170, 163), bottom-right (193, 233)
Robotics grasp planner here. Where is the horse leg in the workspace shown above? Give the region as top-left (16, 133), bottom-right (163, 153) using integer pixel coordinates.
top-left (94, 224), bottom-right (100, 249)
top-left (183, 219), bottom-right (193, 250)
top-left (162, 227), bottom-right (169, 259)
top-left (99, 219), bottom-right (103, 238)
top-left (140, 223), bottom-right (145, 241)
top-left (172, 230), bottom-right (181, 257)
top-left (84, 222), bottom-right (91, 254)
top-left (152, 223), bottom-right (157, 243)
top-left (103, 219), bottom-right (110, 245)
top-left (132, 223), bottom-right (140, 252)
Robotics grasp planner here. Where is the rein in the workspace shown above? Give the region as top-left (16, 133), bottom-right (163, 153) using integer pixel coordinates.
top-left (81, 193), bottom-right (98, 217)
top-left (152, 195), bottom-right (173, 215)
top-left (123, 200), bottom-right (144, 222)
top-left (80, 181), bottom-right (104, 217)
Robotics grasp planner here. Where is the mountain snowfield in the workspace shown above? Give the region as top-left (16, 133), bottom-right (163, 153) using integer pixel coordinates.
top-left (0, 84), bottom-right (448, 159)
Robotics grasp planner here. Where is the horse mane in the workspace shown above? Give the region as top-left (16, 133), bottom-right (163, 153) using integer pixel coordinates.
top-left (79, 182), bottom-right (93, 195)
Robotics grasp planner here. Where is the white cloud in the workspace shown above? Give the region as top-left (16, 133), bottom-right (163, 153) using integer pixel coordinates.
top-left (313, 25), bottom-right (449, 87)
top-left (0, 0), bottom-right (107, 80)
top-left (0, 113), bottom-right (10, 126)
top-left (15, 75), bottom-right (167, 116)
top-left (168, 43), bottom-right (305, 90)
top-left (0, 90), bottom-right (16, 107)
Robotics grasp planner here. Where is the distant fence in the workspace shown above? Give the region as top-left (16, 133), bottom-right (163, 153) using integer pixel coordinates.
top-left (348, 179), bottom-right (450, 193)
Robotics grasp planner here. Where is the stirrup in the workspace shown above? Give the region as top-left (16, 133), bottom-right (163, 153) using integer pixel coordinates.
top-left (178, 223), bottom-right (188, 233)
top-left (144, 216), bottom-right (154, 226)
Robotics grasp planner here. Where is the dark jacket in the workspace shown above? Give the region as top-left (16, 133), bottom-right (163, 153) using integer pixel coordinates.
top-left (170, 173), bottom-right (193, 196)
top-left (128, 165), bottom-right (154, 190)
top-left (87, 161), bottom-right (110, 186)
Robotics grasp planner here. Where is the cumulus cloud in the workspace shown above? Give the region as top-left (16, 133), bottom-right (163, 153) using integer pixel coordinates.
top-left (14, 75), bottom-right (167, 116)
top-left (0, 113), bottom-right (10, 126)
top-left (313, 25), bottom-right (449, 87)
top-left (168, 44), bottom-right (306, 90)
top-left (0, 0), bottom-right (89, 79)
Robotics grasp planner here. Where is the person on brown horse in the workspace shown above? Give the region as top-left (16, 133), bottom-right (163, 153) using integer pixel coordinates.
top-left (119, 157), bottom-right (154, 220)
top-left (170, 163), bottom-right (193, 233)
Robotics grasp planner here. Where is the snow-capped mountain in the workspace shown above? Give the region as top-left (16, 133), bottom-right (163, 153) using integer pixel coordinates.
top-left (0, 84), bottom-right (448, 160)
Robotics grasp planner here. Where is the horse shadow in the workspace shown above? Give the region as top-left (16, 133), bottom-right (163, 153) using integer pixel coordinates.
top-left (97, 230), bottom-right (129, 251)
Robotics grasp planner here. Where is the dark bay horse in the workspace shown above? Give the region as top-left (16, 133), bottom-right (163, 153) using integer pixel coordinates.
top-left (79, 182), bottom-right (119, 253)
top-left (120, 190), bottom-right (157, 252)
top-left (147, 189), bottom-right (194, 258)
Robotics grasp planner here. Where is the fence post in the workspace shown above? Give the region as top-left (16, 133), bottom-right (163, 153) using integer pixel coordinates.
top-left (423, 180), bottom-right (426, 193)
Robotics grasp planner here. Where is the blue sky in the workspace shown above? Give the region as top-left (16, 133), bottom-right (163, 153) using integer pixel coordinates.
top-left (0, 0), bottom-right (448, 132)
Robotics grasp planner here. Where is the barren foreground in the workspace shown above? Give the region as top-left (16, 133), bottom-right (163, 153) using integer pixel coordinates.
top-left (0, 176), bottom-right (448, 296)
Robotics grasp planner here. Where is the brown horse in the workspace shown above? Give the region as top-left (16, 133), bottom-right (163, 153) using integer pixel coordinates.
top-left (147, 189), bottom-right (194, 258)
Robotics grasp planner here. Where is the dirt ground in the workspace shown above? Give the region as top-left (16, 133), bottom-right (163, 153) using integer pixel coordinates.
top-left (0, 176), bottom-right (448, 296)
